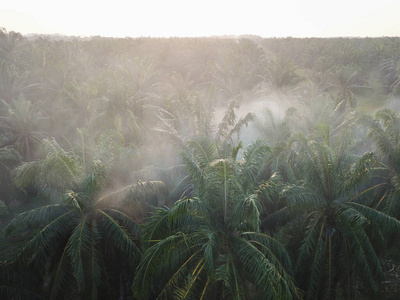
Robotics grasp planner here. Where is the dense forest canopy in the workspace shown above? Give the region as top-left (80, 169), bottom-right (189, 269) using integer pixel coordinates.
top-left (1, 28), bottom-right (400, 299)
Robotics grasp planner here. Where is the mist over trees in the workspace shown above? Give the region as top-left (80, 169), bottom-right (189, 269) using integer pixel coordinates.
top-left (1, 27), bottom-right (400, 299)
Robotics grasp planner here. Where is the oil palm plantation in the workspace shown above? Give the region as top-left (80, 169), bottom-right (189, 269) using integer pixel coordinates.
top-left (273, 126), bottom-right (400, 299)
top-left (133, 138), bottom-right (299, 299)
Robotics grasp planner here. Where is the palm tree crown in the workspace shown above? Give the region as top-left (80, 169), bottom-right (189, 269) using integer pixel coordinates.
top-left (133, 138), bottom-right (300, 299)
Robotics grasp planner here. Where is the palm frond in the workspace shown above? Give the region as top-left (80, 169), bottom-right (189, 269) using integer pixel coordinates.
top-left (227, 112), bottom-right (255, 141)
top-left (294, 213), bottom-right (325, 273)
top-left (345, 152), bottom-right (376, 190)
top-left (230, 194), bottom-right (261, 232)
top-left (304, 239), bottom-right (326, 300)
top-left (6, 205), bottom-right (71, 235)
top-left (97, 180), bottom-right (168, 208)
top-left (340, 219), bottom-right (383, 291)
top-left (0, 146), bottom-right (21, 167)
top-left (379, 190), bottom-right (400, 218)
top-left (11, 160), bottom-right (40, 189)
top-left (16, 210), bottom-right (75, 268)
top-left (186, 138), bottom-right (217, 168)
top-left (216, 98), bottom-right (241, 141)
top-left (281, 184), bottom-right (327, 210)
top-left (349, 201), bottom-right (400, 232)
top-left (239, 139), bottom-right (271, 184)
top-left (214, 251), bottom-right (246, 300)
top-left (66, 215), bottom-right (90, 292)
top-left (93, 130), bottom-right (125, 165)
top-left (97, 210), bottom-right (142, 265)
top-left (48, 240), bottom-right (75, 300)
top-left (142, 203), bottom-right (205, 245)
top-left (133, 232), bottom-right (204, 299)
top-left (368, 108), bottom-right (399, 162)
top-left (232, 236), bottom-right (298, 299)
top-left (170, 197), bottom-right (211, 222)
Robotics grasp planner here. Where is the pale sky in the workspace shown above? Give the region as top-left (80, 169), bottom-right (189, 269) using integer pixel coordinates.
top-left (1, 0), bottom-right (400, 38)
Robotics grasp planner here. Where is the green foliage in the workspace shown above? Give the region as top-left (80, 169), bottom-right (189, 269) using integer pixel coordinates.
top-left (2, 33), bottom-right (400, 299)
top-left (134, 139), bottom-right (299, 299)
top-left (0, 95), bottom-right (48, 160)
top-left (5, 160), bottom-right (163, 298)
top-left (274, 128), bottom-right (400, 299)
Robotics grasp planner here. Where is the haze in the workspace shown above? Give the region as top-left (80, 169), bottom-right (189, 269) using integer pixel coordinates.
top-left (2, 0), bottom-right (400, 38)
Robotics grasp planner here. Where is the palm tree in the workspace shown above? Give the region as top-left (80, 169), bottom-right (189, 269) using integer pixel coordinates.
top-left (365, 108), bottom-right (400, 218)
top-left (261, 55), bottom-right (303, 92)
top-left (211, 39), bottom-right (265, 99)
top-left (215, 96), bottom-right (255, 146)
top-left (164, 72), bottom-right (215, 139)
top-left (272, 127), bottom-right (400, 299)
top-left (253, 107), bottom-right (298, 186)
top-left (88, 58), bottom-right (162, 144)
top-left (7, 133), bottom-right (168, 299)
top-left (133, 138), bottom-right (299, 299)
top-left (255, 107), bottom-right (296, 148)
top-left (0, 28), bottom-right (25, 63)
top-left (0, 95), bottom-right (48, 161)
top-left (325, 66), bottom-right (368, 114)
top-left (57, 80), bottom-right (98, 137)
top-left (11, 138), bottom-right (83, 201)
top-left (380, 56), bottom-right (400, 95)
top-left (0, 146), bottom-right (22, 209)
top-left (7, 161), bottom-right (144, 299)
top-left (0, 61), bottom-right (36, 103)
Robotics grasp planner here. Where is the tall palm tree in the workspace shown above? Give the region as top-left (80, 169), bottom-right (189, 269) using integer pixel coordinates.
top-left (366, 108), bottom-right (400, 218)
top-left (0, 145), bottom-right (22, 209)
top-left (380, 56), bottom-right (400, 95)
top-left (254, 107), bottom-right (298, 185)
top-left (0, 61), bottom-right (36, 103)
top-left (272, 127), bottom-right (400, 299)
top-left (7, 161), bottom-right (144, 299)
top-left (133, 138), bottom-right (299, 299)
top-left (88, 58), bottom-right (162, 144)
top-left (11, 138), bottom-right (83, 201)
top-left (261, 56), bottom-right (303, 92)
top-left (7, 133), bottom-right (168, 299)
top-left (211, 39), bottom-right (264, 99)
top-left (325, 66), bottom-right (368, 114)
top-left (0, 28), bottom-right (25, 63)
top-left (0, 95), bottom-right (48, 161)
top-left (164, 72), bottom-right (215, 140)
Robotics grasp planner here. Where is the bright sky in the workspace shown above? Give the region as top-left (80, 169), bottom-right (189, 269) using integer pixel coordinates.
top-left (1, 0), bottom-right (400, 38)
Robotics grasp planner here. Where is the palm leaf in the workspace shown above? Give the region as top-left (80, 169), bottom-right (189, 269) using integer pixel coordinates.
top-left (232, 236), bottom-right (297, 299)
top-left (66, 215), bottom-right (90, 292)
top-left (239, 139), bottom-right (271, 184)
top-left (97, 210), bottom-right (141, 266)
top-left (6, 205), bottom-right (72, 235)
top-left (349, 201), bottom-right (400, 232)
top-left (133, 232), bottom-right (204, 299)
top-left (97, 180), bottom-right (168, 207)
top-left (48, 240), bottom-right (75, 299)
